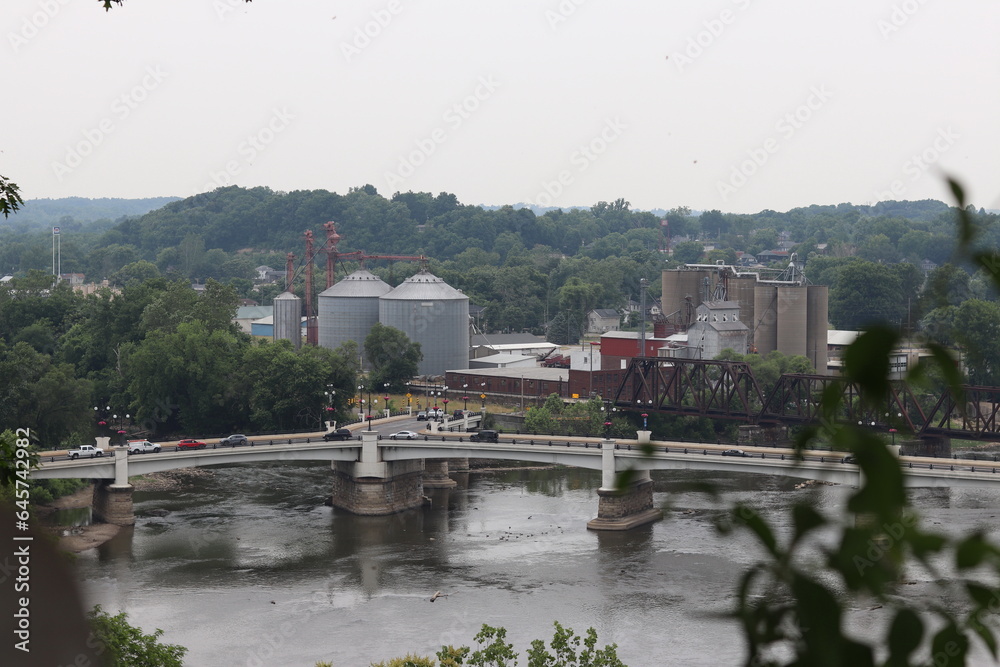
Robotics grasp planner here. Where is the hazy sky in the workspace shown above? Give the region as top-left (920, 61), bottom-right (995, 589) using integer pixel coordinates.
top-left (4, 1), bottom-right (999, 214)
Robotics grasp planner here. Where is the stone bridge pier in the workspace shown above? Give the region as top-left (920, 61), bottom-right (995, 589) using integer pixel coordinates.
top-left (330, 431), bottom-right (426, 514)
top-left (92, 442), bottom-right (135, 526)
top-left (587, 441), bottom-right (663, 531)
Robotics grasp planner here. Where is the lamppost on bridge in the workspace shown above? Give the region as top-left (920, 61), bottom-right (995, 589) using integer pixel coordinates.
top-left (324, 384), bottom-right (336, 425)
top-left (462, 383), bottom-right (468, 412)
top-left (641, 413), bottom-right (648, 431)
top-left (383, 382), bottom-right (390, 418)
top-left (405, 381), bottom-right (412, 415)
top-left (442, 385), bottom-right (449, 416)
top-left (366, 385), bottom-right (374, 430)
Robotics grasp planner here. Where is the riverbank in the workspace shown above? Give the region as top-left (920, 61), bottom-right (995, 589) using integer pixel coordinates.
top-left (39, 468), bottom-right (218, 552)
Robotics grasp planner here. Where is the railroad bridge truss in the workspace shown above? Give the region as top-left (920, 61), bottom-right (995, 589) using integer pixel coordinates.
top-left (613, 357), bottom-right (1000, 440)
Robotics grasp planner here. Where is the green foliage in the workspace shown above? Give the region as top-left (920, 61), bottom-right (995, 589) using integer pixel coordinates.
top-left (364, 323), bottom-right (422, 390)
top-left (720, 180), bottom-right (1000, 667)
top-left (29, 477), bottom-right (87, 505)
top-left (0, 173), bottom-right (24, 218)
top-left (86, 604), bottom-right (187, 666)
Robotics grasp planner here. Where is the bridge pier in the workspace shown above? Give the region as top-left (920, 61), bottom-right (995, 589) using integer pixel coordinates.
top-left (93, 480), bottom-right (135, 526)
top-left (422, 459), bottom-right (457, 488)
top-left (587, 441), bottom-right (663, 531)
top-left (329, 431), bottom-right (425, 515)
top-left (447, 457), bottom-right (470, 472)
top-left (91, 445), bottom-right (135, 526)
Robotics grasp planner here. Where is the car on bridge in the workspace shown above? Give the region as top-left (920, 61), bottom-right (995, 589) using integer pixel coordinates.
top-left (416, 411), bottom-right (428, 421)
top-left (721, 449), bottom-right (749, 457)
top-left (219, 434), bottom-right (249, 447)
top-left (67, 444), bottom-right (104, 459)
top-left (469, 430), bottom-right (499, 443)
top-left (323, 428), bottom-right (353, 441)
top-left (388, 430), bottom-right (418, 440)
top-left (841, 455), bottom-right (857, 464)
top-left (177, 439), bottom-right (207, 450)
top-left (127, 440), bottom-right (161, 455)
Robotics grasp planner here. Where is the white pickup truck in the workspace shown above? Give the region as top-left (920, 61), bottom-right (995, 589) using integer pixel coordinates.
top-left (67, 445), bottom-right (104, 460)
top-left (127, 440), bottom-right (161, 455)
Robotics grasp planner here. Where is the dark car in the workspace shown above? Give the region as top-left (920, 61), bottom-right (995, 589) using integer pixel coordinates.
top-left (177, 439), bottom-right (207, 450)
top-left (416, 411), bottom-right (428, 421)
top-left (469, 429), bottom-right (499, 443)
top-left (220, 434), bottom-right (248, 447)
top-left (452, 409), bottom-right (465, 419)
top-left (721, 448), bottom-right (749, 457)
top-left (323, 428), bottom-right (353, 441)
top-left (841, 455), bottom-right (857, 464)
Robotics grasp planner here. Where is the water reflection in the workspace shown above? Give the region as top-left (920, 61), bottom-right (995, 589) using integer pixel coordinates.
top-left (70, 463), bottom-right (1000, 666)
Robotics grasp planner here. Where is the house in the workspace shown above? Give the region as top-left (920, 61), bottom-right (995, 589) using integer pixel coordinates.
top-left (256, 265), bottom-right (287, 284)
top-left (235, 305), bottom-right (273, 333)
top-left (586, 309), bottom-right (621, 334)
top-left (686, 301), bottom-right (750, 359)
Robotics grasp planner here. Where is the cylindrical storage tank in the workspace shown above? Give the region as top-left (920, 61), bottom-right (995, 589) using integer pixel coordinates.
top-left (661, 269), bottom-right (712, 321)
top-left (807, 285), bottom-right (830, 374)
top-left (379, 271), bottom-right (470, 376)
top-left (753, 285), bottom-right (777, 354)
top-left (776, 286), bottom-right (808, 357)
top-left (729, 276), bottom-right (757, 328)
top-left (273, 291), bottom-right (302, 350)
top-left (318, 270), bottom-right (392, 365)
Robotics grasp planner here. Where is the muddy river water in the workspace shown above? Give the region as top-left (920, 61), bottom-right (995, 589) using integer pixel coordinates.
top-left (66, 463), bottom-right (1000, 666)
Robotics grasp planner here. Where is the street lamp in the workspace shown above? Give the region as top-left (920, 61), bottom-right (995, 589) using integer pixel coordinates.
top-left (889, 428), bottom-right (897, 446)
top-left (358, 384), bottom-right (365, 423)
top-left (641, 413), bottom-right (649, 430)
top-left (325, 384), bottom-right (336, 419)
top-left (366, 384), bottom-right (374, 430)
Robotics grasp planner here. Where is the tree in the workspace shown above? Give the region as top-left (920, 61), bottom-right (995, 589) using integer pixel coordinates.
top-left (671, 240), bottom-right (704, 264)
top-left (700, 209), bottom-right (728, 238)
top-left (364, 323), bottom-right (422, 390)
top-left (86, 605), bottom-right (186, 666)
top-left (829, 259), bottom-right (909, 329)
top-left (0, 174), bottom-right (24, 218)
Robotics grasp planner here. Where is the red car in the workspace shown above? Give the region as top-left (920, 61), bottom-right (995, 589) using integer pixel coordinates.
top-left (177, 439), bottom-right (207, 450)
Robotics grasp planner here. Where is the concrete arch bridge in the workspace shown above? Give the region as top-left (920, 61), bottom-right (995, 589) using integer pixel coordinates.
top-left (32, 430), bottom-right (1000, 531)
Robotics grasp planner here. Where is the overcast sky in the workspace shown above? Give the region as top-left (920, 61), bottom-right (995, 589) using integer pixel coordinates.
top-left (4, 1), bottom-right (999, 215)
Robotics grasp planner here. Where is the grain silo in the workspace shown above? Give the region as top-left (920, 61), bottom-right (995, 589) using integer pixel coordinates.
top-left (273, 291), bottom-right (302, 350)
top-left (317, 270), bottom-right (392, 362)
top-left (379, 271), bottom-right (469, 376)
top-left (753, 285), bottom-right (777, 355)
top-left (775, 286), bottom-right (808, 357)
top-left (728, 275), bottom-right (757, 329)
top-left (807, 285), bottom-right (829, 374)
top-left (661, 269), bottom-right (713, 318)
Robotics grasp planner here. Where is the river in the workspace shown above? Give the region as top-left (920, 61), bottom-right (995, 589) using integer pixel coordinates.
top-left (66, 462), bottom-right (1000, 666)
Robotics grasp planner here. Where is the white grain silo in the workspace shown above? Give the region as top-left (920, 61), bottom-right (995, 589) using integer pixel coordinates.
top-left (379, 271), bottom-right (469, 376)
top-left (318, 270), bottom-right (392, 365)
top-left (273, 291), bottom-right (302, 350)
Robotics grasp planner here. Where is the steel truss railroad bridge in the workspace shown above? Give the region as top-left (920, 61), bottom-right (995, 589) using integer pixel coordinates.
top-left (613, 357), bottom-right (1000, 440)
